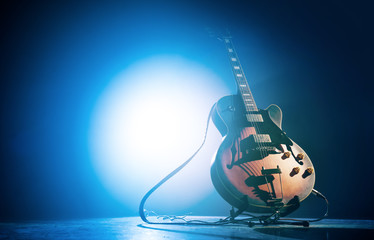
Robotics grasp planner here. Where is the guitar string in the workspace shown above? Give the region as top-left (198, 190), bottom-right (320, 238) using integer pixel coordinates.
top-left (223, 36), bottom-right (266, 201)
top-left (224, 38), bottom-right (262, 160)
top-left (226, 38), bottom-right (266, 179)
top-left (233, 43), bottom-right (275, 197)
top-left (234, 130), bottom-right (261, 176)
top-left (224, 38), bottom-right (267, 174)
top-left (235, 68), bottom-right (265, 177)
top-left (225, 37), bottom-right (276, 199)
top-left (234, 43), bottom-right (283, 200)
top-left (239, 129), bottom-right (261, 176)
top-left (229, 118), bottom-right (261, 177)
top-left (236, 128), bottom-right (262, 178)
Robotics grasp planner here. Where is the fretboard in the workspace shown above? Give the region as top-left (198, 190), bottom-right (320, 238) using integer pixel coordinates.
top-left (223, 37), bottom-right (258, 112)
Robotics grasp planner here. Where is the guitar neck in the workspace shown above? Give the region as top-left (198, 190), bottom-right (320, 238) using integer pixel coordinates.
top-left (223, 37), bottom-right (258, 112)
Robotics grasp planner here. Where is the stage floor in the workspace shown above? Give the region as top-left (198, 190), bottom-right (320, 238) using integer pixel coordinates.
top-left (1, 217), bottom-right (373, 239)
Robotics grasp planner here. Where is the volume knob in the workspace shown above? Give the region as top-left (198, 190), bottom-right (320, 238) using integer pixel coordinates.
top-left (296, 153), bottom-right (305, 160)
top-left (290, 167), bottom-right (300, 177)
top-left (302, 167), bottom-right (314, 178)
top-left (282, 152), bottom-right (291, 160)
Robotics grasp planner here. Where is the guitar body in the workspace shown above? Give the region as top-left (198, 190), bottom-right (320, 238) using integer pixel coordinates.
top-left (211, 95), bottom-right (315, 215)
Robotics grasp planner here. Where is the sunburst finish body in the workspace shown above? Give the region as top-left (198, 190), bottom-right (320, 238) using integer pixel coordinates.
top-left (211, 95), bottom-right (315, 215)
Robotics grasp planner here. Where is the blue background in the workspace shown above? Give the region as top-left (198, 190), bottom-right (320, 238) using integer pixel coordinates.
top-left (1, 0), bottom-right (373, 220)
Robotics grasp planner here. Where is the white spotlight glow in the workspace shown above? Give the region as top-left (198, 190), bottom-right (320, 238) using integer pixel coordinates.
top-left (90, 56), bottom-right (228, 213)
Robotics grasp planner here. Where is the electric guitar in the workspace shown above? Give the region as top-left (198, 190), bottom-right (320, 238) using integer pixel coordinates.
top-left (211, 36), bottom-right (315, 216)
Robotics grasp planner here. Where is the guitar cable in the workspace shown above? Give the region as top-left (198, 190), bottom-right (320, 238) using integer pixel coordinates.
top-left (139, 104), bottom-right (216, 225)
top-left (138, 103), bottom-right (329, 227)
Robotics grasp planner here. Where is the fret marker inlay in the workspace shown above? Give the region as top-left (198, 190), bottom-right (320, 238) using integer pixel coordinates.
top-left (224, 37), bottom-right (258, 112)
